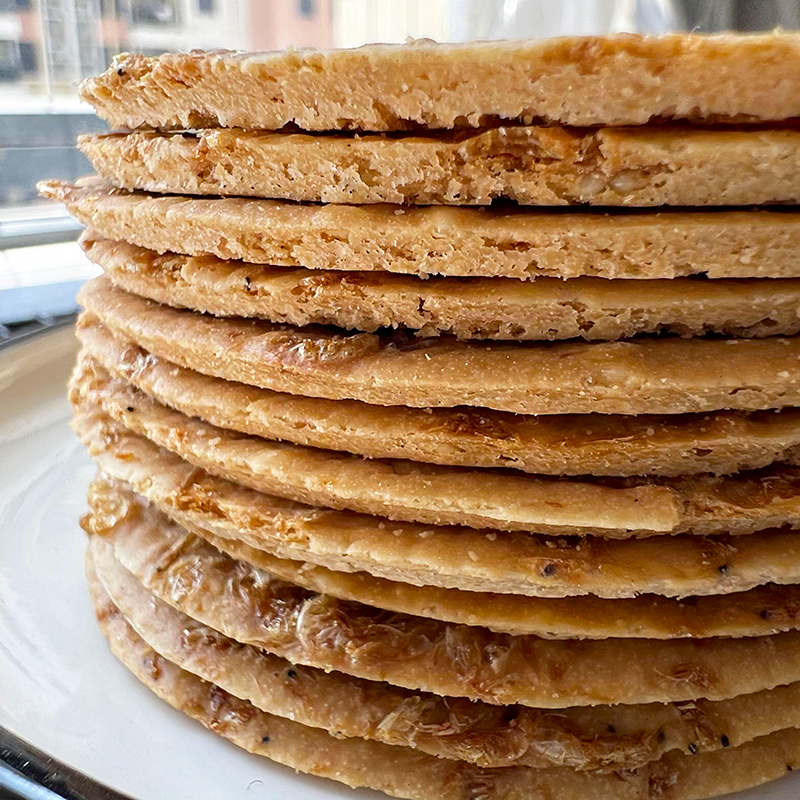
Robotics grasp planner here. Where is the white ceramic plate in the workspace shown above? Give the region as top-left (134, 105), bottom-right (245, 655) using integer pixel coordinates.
top-left (0, 325), bottom-right (797, 800)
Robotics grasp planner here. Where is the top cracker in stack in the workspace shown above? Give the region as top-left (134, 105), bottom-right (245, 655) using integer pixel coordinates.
top-left (80, 34), bottom-right (800, 130)
top-left (72, 34), bottom-right (800, 206)
top-left (41, 31), bottom-right (800, 800)
top-left (65, 34), bottom-right (800, 207)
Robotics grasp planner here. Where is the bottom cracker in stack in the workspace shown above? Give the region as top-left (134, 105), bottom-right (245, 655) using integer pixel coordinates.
top-left (81, 480), bottom-right (800, 799)
top-left (87, 592), bottom-right (800, 800)
top-left (67, 314), bottom-right (800, 797)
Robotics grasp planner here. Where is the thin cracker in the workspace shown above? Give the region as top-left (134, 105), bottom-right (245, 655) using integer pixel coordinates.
top-left (79, 126), bottom-right (800, 206)
top-left (87, 539), bottom-right (800, 771)
top-left (80, 433), bottom-right (800, 600)
top-left (92, 507), bottom-right (800, 707)
top-left (82, 233), bottom-right (800, 341)
top-left (70, 369), bottom-right (800, 537)
top-left (90, 478), bottom-right (800, 641)
top-left (81, 34), bottom-right (800, 130)
top-left (77, 279), bottom-right (800, 415)
top-left (40, 177), bottom-right (800, 280)
top-left (90, 571), bottom-right (800, 799)
top-left (76, 320), bottom-right (800, 478)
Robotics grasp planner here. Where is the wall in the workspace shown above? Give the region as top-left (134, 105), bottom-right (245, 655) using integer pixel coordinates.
top-left (248, 0), bottom-right (333, 51)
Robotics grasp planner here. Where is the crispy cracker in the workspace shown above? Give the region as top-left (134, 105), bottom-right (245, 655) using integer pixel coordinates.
top-left (70, 372), bottom-right (676, 537)
top-left (89, 565), bottom-right (800, 798)
top-left (91, 478), bottom-right (800, 641)
top-left (206, 528), bottom-right (800, 641)
top-left (93, 507), bottom-right (800, 707)
top-left (87, 539), bottom-right (800, 771)
top-left (76, 321), bottom-right (800, 478)
top-left (77, 279), bottom-right (800, 415)
top-left (81, 433), bottom-right (800, 600)
top-left (79, 126), bottom-right (800, 206)
top-left (80, 35), bottom-right (800, 131)
top-left (82, 233), bottom-right (800, 341)
top-left (41, 178), bottom-right (800, 280)
top-left (71, 367), bottom-right (800, 538)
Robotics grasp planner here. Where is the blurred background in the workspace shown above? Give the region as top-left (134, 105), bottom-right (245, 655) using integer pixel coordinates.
top-left (0, 0), bottom-right (798, 337)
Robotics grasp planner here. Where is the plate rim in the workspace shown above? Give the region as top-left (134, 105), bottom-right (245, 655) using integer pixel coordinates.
top-left (0, 725), bottom-right (136, 800)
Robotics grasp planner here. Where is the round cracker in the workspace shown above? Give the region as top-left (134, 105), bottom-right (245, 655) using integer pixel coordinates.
top-left (205, 529), bottom-right (800, 641)
top-left (82, 233), bottom-right (800, 342)
top-left (80, 431), bottom-right (800, 600)
top-left (78, 126), bottom-right (800, 207)
top-left (92, 579), bottom-right (800, 799)
top-left (37, 178), bottom-right (800, 281)
top-left (70, 369), bottom-right (800, 538)
top-left (77, 278), bottom-right (800, 415)
top-left (80, 35), bottom-right (800, 131)
top-left (88, 546), bottom-right (800, 771)
top-left (91, 507), bottom-right (800, 707)
top-left (78, 319), bottom-right (800, 478)
top-left (90, 478), bottom-right (800, 640)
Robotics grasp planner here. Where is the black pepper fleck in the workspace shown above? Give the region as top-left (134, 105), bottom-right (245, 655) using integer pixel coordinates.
top-left (720, 734), bottom-right (730, 748)
top-left (244, 276), bottom-right (252, 292)
top-left (261, 735), bottom-right (270, 744)
top-left (718, 564), bottom-right (730, 575)
top-left (542, 563), bottom-right (557, 577)
top-left (287, 668), bottom-right (297, 679)
top-left (126, 406), bottom-right (135, 412)
top-left (606, 724), bottom-right (616, 734)
top-left (688, 743), bottom-right (698, 755)
top-left (760, 609), bottom-right (772, 620)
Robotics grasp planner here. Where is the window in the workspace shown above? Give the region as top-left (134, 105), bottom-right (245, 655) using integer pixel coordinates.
top-left (298, 0), bottom-right (315, 19)
top-left (18, 42), bottom-right (36, 73)
top-left (131, 0), bottom-right (178, 26)
top-left (0, 40), bottom-right (20, 81)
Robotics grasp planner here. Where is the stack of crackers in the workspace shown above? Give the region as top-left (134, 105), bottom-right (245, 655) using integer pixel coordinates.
top-left (40, 33), bottom-right (800, 798)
